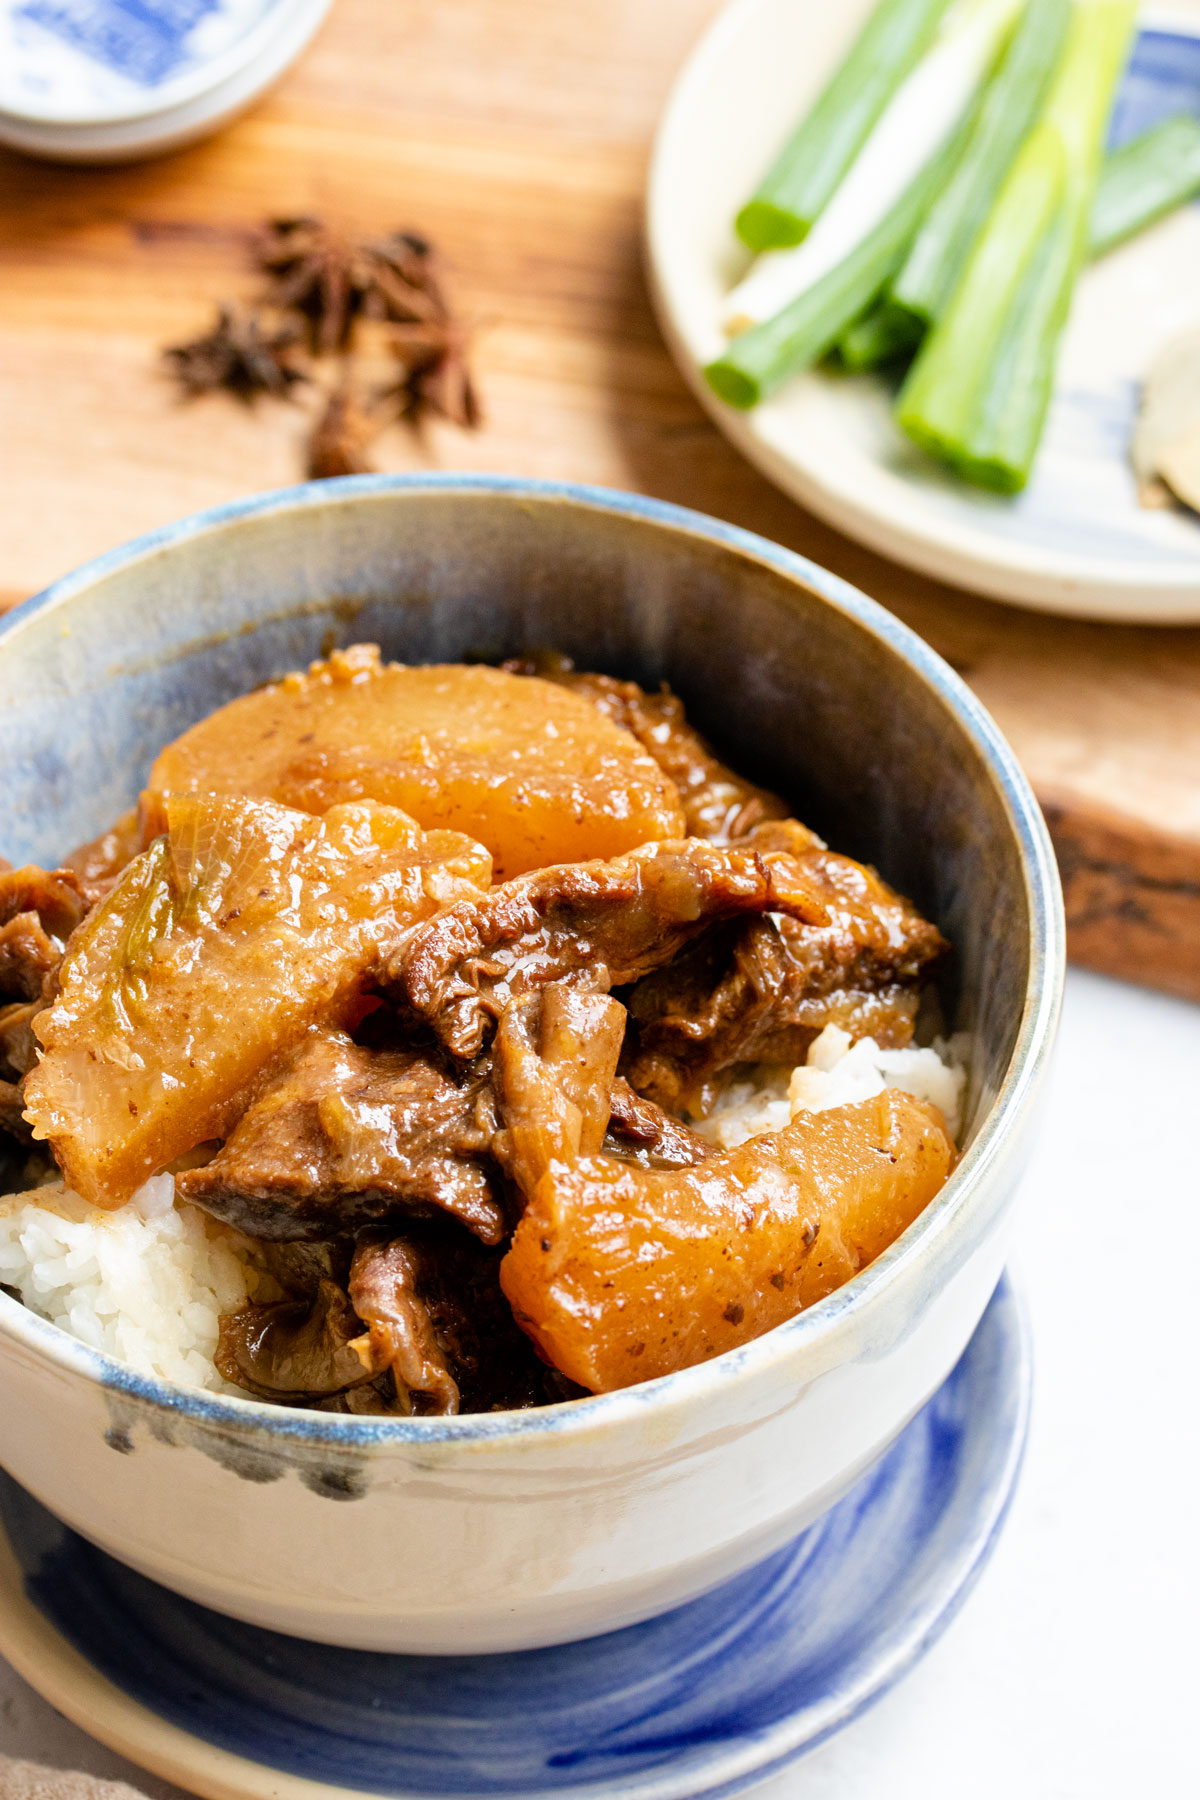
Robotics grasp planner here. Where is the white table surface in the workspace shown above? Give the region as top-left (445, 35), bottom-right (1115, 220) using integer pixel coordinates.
top-left (1, 967), bottom-right (1196, 1798)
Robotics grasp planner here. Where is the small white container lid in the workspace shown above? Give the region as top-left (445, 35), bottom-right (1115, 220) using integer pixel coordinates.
top-left (0, 0), bottom-right (332, 160)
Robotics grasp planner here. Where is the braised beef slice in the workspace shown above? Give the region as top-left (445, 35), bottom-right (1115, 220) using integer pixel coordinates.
top-left (245, 1237), bottom-right (353, 1295)
top-left (389, 837), bottom-right (828, 1062)
top-left (490, 989), bottom-right (626, 1198)
top-left (0, 914), bottom-right (60, 1002)
top-left (0, 993), bottom-right (51, 1147)
top-left (179, 1029), bottom-right (505, 1244)
top-left (218, 1223), bottom-right (574, 1414)
top-left (604, 1077), bottom-right (713, 1169)
top-left (504, 655), bottom-right (790, 841)
top-left (348, 1234), bottom-right (461, 1415)
top-left (0, 866), bottom-right (93, 1006)
top-left (216, 1277), bottom-right (376, 1402)
top-left (0, 1080), bottom-right (30, 1143)
top-left (0, 866), bottom-right (97, 1144)
top-left (622, 824), bottom-right (947, 1114)
top-left (0, 1001), bottom-right (41, 1082)
top-left (0, 865), bottom-right (94, 941)
top-left (751, 820), bottom-right (947, 988)
top-left (392, 1226), bottom-right (582, 1412)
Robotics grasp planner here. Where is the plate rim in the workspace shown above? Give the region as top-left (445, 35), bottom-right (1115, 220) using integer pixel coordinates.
top-left (645, 0), bottom-right (1200, 623)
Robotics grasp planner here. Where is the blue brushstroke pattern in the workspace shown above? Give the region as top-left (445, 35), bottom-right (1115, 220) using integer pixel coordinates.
top-left (15, 0), bottom-right (223, 85)
top-left (0, 1277), bottom-right (1028, 1800)
top-left (1108, 27), bottom-right (1200, 148)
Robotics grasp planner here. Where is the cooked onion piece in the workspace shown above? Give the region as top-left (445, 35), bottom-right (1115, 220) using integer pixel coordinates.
top-left (216, 1277), bottom-right (377, 1404)
top-left (25, 793), bottom-right (490, 1206)
top-left (491, 988), bottom-right (627, 1197)
top-left (500, 1091), bottom-right (955, 1393)
top-left (148, 648), bottom-right (686, 880)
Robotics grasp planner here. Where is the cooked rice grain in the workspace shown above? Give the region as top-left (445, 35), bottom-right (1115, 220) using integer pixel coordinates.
top-left (0, 1175), bottom-right (254, 1392)
top-left (698, 1025), bottom-right (966, 1150)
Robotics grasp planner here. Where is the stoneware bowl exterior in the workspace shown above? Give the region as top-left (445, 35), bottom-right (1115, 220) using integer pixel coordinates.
top-left (0, 475), bottom-right (1063, 1654)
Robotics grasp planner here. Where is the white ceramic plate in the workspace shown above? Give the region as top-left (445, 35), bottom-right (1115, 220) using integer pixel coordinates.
top-left (647, 0), bottom-right (1200, 622)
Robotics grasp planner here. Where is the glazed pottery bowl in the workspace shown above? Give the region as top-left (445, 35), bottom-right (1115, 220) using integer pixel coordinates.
top-left (0, 475), bottom-right (1063, 1654)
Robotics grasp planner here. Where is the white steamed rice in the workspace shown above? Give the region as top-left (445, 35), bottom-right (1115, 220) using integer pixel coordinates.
top-left (0, 1174), bottom-right (255, 1392)
top-left (696, 1023), bottom-right (966, 1149)
top-left (0, 1027), bottom-right (966, 1392)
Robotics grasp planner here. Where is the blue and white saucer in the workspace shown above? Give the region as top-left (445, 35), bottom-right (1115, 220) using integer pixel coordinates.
top-left (0, 1277), bottom-right (1029, 1800)
top-left (0, 0), bottom-right (332, 160)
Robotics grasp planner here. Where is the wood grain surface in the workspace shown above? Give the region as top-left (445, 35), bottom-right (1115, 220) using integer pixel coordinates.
top-left (2, 0), bottom-right (1199, 999)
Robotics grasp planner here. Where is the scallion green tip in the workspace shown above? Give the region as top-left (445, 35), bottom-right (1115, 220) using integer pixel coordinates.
top-left (735, 200), bottom-right (809, 253)
top-left (704, 359), bottom-right (761, 409)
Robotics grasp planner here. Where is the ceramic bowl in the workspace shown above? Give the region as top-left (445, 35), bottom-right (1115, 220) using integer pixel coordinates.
top-left (0, 475), bottom-right (1063, 1654)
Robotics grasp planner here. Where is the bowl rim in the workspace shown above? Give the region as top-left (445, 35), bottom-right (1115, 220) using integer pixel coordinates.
top-left (0, 472), bottom-right (1065, 1449)
top-left (0, 0), bottom-right (332, 129)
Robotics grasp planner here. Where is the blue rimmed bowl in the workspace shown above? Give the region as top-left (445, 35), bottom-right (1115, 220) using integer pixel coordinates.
top-left (0, 475), bottom-right (1063, 1653)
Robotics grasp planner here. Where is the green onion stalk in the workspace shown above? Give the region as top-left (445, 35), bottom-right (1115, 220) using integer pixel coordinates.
top-left (836, 111), bottom-right (1200, 368)
top-left (1089, 113), bottom-right (1200, 255)
top-left (887, 0), bottom-right (1072, 334)
top-left (736, 0), bottom-right (953, 252)
top-left (895, 0), bottom-right (1137, 493)
top-left (707, 121), bottom-right (971, 409)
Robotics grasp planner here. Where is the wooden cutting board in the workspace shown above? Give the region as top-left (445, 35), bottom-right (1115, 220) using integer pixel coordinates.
top-left (2, 0), bottom-right (1199, 1002)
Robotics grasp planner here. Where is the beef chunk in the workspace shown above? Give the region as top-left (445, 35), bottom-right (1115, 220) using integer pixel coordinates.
top-left (0, 865), bottom-right (93, 1006)
top-left (347, 1234), bottom-right (461, 1414)
top-left (605, 1077), bottom-right (713, 1169)
top-left (218, 1223), bottom-right (574, 1414)
top-left (504, 655), bottom-right (790, 841)
top-left (179, 1029), bottom-right (505, 1244)
top-left (389, 837), bottom-right (828, 1061)
top-left (491, 988), bottom-right (626, 1199)
top-left (622, 824), bottom-right (946, 1113)
top-left (216, 1277), bottom-right (377, 1404)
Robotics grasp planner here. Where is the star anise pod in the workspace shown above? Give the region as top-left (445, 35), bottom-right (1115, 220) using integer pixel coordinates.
top-left (359, 230), bottom-right (450, 326)
top-left (307, 376), bottom-right (383, 478)
top-left (384, 317), bottom-right (481, 429)
top-left (258, 218), bottom-right (446, 356)
top-left (164, 304), bottom-right (307, 402)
